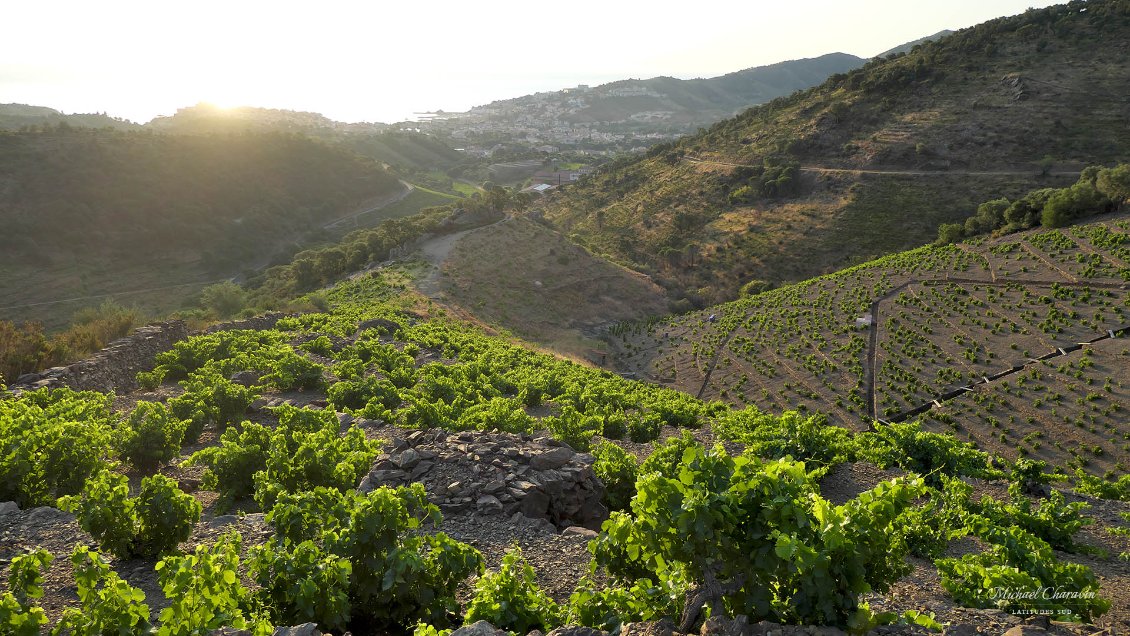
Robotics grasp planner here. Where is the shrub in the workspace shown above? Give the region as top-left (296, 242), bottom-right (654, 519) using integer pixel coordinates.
top-left (591, 443), bottom-right (923, 627)
top-left (54, 546), bottom-right (151, 634)
top-left (0, 548), bottom-right (52, 635)
top-left (464, 548), bottom-right (562, 633)
top-left (137, 475), bottom-right (203, 556)
top-left (115, 401), bottom-right (188, 470)
top-left (592, 441), bottom-right (639, 511)
top-left (257, 485), bottom-right (482, 628)
top-left (59, 471), bottom-right (200, 558)
top-left (155, 532), bottom-right (268, 635)
top-left (0, 387), bottom-right (115, 507)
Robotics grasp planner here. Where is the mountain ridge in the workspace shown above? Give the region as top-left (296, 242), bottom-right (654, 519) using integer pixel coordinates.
top-left (538, 0), bottom-right (1130, 304)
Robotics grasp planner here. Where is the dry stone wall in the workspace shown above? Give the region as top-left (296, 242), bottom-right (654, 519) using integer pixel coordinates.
top-left (358, 428), bottom-right (608, 530)
top-left (9, 320), bottom-right (189, 394)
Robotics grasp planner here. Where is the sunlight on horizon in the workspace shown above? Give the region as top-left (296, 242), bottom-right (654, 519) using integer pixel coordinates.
top-left (1, 0), bottom-right (1062, 124)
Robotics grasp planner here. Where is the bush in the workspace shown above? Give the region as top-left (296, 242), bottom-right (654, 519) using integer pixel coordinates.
top-left (855, 421), bottom-right (1000, 485)
top-left (200, 282), bottom-right (249, 318)
top-left (176, 371), bottom-right (259, 440)
top-left (592, 443), bottom-right (924, 627)
top-left (464, 548), bottom-right (562, 634)
top-left (544, 405), bottom-right (601, 451)
top-left (58, 471), bottom-right (137, 558)
top-left (627, 411), bottom-right (662, 443)
top-left (186, 422), bottom-right (274, 506)
top-left (592, 441), bottom-right (639, 512)
top-left (155, 532), bottom-right (268, 635)
top-left (257, 484), bottom-right (482, 628)
top-left (714, 407), bottom-right (855, 466)
top-left (115, 401), bottom-right (188, 470)
top-left (0, 387), bottom-right (116, 507)
top-left (0, 548), bottom-right (52, 635)
top-left (59, 471), bottom-right (201, 558)
top-left (137, 474), bottom-right (203, 556)
top-left (54, 546), bottom-right (151, 634)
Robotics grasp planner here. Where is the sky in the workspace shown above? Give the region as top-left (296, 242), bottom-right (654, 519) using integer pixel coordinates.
top-left (2, 0), bottom-right (1062, 125)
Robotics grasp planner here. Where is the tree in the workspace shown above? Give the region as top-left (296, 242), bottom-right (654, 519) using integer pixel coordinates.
top-left (935, 223), bottom-right (964, 245)
top-left (200, 282), bottom-right (248, 318)
top-left (1097, 164), bottom-right (1130, 208)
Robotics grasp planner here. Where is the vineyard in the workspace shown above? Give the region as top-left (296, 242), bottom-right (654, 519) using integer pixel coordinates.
top-left (612, 213), bottom-right (1130, 479)
top-left (1, 265), bottom-right (1128, 634)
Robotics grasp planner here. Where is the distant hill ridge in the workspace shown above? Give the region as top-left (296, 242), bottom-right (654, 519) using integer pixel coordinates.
top-left (466, 53), bottom-right (867, 127)
top-left (539, 0), bottom-right (1130, 304)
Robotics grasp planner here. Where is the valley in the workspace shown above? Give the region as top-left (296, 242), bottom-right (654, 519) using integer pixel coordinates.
top-left (3, 2), bottom-right (1130, 635)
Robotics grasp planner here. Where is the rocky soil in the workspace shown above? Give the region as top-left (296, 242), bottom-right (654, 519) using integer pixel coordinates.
top-left (3, 326), bottom-right (1129, 636)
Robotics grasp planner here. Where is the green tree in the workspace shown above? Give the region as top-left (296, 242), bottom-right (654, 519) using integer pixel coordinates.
top-left (1096, 164), bottom-right (1130, 207)
top-left (200, 282), bottom-right (248, 318)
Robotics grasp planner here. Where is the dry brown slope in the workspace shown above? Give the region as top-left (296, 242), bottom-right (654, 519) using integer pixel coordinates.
top-left (433, 217), bottom-right (669, 362)
top-left (541, 0), bottom-right (1130, 303)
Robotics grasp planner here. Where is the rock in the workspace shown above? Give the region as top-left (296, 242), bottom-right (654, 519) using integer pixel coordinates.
top-left (208, 515), bottom-right (239, 528)
top-left (15, 373), bottom-right (40, 384)
top-left (24, 506), bottom-right (74, 525)
top-left (701, 615), bottom-right (749, 636)
top-left (941, 625), bottom-right (978, 636)
top-left (451, 621), bottom-right (507, 636)
top-left (531, 446), bottom-right (574, 470)
top-left (358, 429), bottom-right (606, 529)
top-left (561, 526), bottom-right (598, 539)
top-left (272, 625), bottom-right (322, 636)
top-left (355, 317), bottom-right (401, 336)
top-left (229, 370), bottom-right (261, 387)
top-left (398, 448), bottom-right (422, 469)
top-left (337, 412), bottom-right (354, 427)
top-left (0, 501), bottom-right (19, 517)
top-left (621, 620), bottom-right (677, 636)
top-left (477, 494), bottom-right (503, 515)
top-left (410, 461), bottom-right (433, 480)
top-left (546, 628), bottom-right (608, 636)
top-left (1000, 627), bottom-right (1046, 636)
top-left (1022, 615), bottom-right (1049, 629)
top-left (520, 489), bottom-right (551, 518)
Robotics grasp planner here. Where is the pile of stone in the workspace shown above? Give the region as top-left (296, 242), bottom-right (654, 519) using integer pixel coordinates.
top-left (358, 429), bottom-right (607, 530)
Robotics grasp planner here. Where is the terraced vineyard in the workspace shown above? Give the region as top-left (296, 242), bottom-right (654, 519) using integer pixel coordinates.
top-left (612, 213), bottom-right (1130, 476)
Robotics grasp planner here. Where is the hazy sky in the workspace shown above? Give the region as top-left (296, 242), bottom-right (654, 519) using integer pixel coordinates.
top-left (3, 0), bottom-right (1061, 124)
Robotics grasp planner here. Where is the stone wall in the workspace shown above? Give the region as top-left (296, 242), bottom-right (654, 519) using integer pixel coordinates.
top-left (203, 312), bottom-right (291, 334)
top-left (358, 428), bottom-right (608, 530)
top-left (9, 320), bottom-right (189, 394)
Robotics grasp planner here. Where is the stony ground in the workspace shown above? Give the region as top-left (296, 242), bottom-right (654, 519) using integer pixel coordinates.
top-left (3, 331), bottom-right (1129, 636)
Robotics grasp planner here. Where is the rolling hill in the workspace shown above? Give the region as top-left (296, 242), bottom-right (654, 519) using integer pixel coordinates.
top-left (147, 103), bottom-right (466, 173)
top-left (0, 127), bottom-right (405, 327)
top-left (0, 103), bottom-right (140, 131)
top-left (539, 0), bottom-right (1130, 305)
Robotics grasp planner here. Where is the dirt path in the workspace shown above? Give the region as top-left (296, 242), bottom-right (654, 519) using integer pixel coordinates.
top-left (322, 180), bottom-right (415, 230)
top-left (414, 215), bottom-right (511, 298)
top-left (682, 155), bottom-right (1081, 177)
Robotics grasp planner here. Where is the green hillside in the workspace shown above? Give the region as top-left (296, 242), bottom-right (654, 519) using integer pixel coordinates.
top-left (0, 127), bottom-right (404, 327)
top-left (147, 103), bottom-right (465, 172)
top-left (1, 261), bottom-right (1125, 633)
top-left (609, 211), bottom-right (1130, 477)
top-left (541, 0), bottom-right (1130, 305)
